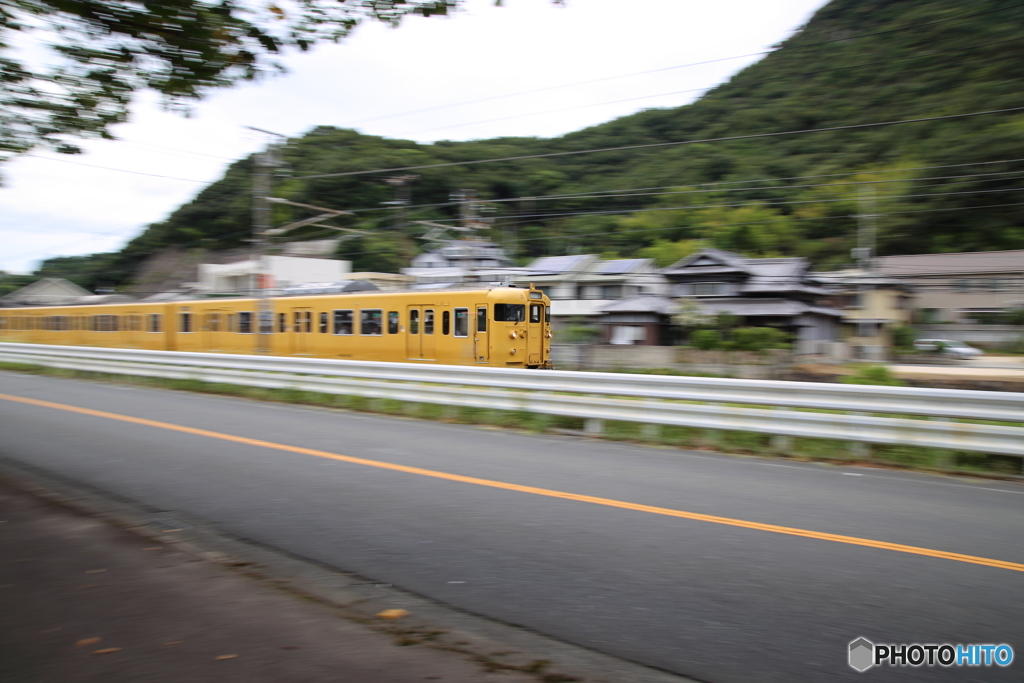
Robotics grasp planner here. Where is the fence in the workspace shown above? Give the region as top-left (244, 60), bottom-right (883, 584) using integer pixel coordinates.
top-left (1, 342), bottom-right (1022, 464)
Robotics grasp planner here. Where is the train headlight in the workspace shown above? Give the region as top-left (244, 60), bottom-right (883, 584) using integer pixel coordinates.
top-left (509, 331), bottom-right (518, 339)
top-left (510, 348), bottom-right (517, 355)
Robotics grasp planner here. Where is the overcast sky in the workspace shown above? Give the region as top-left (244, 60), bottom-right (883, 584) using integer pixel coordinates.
top-left (0, 0), bottom-right (828, 275)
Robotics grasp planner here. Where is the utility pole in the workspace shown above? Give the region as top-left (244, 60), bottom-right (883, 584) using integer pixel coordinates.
top-left (852, 184), bottom-right (877, 348)
top-left (246, 126), bottom-right (288, 353)
top-left (382, 174), bottom-right (419, 230)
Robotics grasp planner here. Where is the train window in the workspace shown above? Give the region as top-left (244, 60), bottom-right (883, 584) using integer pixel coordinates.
top-left (208, 312), bottom-right (221, 332)
top-left (360, 309), bottom-right (383, 336)
top-left (333, 310), bottom-right (353, 335)
top-left (293, 312), bottom-right (301, 333)
top-left (278, 313), bottom-right (287, 333)
top-left (454, 308), bottom-right (469, 337)
top-left (476, 307), bottom-right (487, 333)
top-left (409, 309), bottom-right (419, 334)
top-left (259, 310), bottom-right (273, 334)
top-left (238, 311), bottom-right (253, 334)
top-left (388, 311), bottom-right (399, 334)
top-left (530, 304), bottom-right (542, 323)
top-left (0, 316), bottom-right (6, 330)
top-left (180, 312), bottom-right (192, 333)
top-left (424, 309), bottom-right (434, 334)
top-left (545, 306), bottom-right (551, 323)
top-left (493, 304), bottom-right (525, 322)
top-left (319, 312), bottom-right (328, 333)
top-left (148, 314), bottom-right (161, 333)
top-left (442, 311), bottom-right (450, 335)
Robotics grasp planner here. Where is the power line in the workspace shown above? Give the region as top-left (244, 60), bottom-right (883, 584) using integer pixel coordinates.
top-left (23, 154), bottom-right (211, 183)
top-left (402, 37), bottom-right (1021, 138)
top-left (339, 3), bottom-right (1024, 130)
top-left (294, 105), bottom-right (1024, 180)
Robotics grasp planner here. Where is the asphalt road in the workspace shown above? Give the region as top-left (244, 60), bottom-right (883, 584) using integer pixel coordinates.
top-left (0, 370), bottom-right (1021, 683)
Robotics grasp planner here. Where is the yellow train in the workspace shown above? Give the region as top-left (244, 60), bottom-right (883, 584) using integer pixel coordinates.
top-left (0, 285), bottom-right (554, 368)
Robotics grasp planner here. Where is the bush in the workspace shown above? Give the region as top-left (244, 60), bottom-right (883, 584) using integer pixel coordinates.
top-left (732, 327), bottom-right (789, 352)
top-left (840, 365), bottom-right (905, 386)
top-left (691, 329), bottom-right (721, 350)
top-left (890, 325), bottom-right (916, 349)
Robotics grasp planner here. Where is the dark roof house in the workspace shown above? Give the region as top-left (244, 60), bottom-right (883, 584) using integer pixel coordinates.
top-left (597, 248), bottom-right (843, 347)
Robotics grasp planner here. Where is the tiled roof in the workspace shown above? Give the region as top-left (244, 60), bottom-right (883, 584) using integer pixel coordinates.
top-left (595, 258), bottom-right (648, 275)
top-left (875, 250), bottom-right (1024, 276)
top-left (526, 254), bottom-right (595, 274)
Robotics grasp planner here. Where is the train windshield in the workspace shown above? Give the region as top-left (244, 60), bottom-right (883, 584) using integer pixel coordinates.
top-left (493, 304), bottom-right (525, 322)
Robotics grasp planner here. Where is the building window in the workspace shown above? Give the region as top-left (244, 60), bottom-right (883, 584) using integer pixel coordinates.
top-left (954, 279), bottom-right (972, 292)
top-left (855, 322), bottom-right (876, 338)
top-left (693, 282), bottom-right (723, 296)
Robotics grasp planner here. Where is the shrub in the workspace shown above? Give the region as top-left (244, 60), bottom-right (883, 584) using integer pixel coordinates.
top-left (840, 365), bottom-right (905, 386)
top-left (732, 327), bottom-right (789, 351)
top-left (691, 329), bottom-right (721, 350)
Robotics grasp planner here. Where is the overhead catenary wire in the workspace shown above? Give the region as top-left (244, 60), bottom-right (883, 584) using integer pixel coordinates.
top-left (293, 105), bottom-right (1024, 180)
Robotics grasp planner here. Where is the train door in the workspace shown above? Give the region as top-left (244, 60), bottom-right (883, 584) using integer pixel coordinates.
top-left (474, 304), bottom-right (489, 363)
top-left (202, 309), bottom-right (230, 351)
top-left (527, 302), bottom-right (543, 366)
top-left (291, 307), bottom-right (313, 355)
top-left (406, 307), bottom-right (421, 359)
top-left (421, 308), bottom-right (436, 360)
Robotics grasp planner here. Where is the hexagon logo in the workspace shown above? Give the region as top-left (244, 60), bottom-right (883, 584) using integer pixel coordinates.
top-left (849, 637), bottom-right (875, 672)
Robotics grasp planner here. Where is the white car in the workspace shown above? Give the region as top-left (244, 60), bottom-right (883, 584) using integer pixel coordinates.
top-left (912, 339), bottom-right (984, 359)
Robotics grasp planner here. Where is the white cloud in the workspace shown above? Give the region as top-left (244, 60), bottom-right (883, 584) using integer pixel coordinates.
top-left (0, 0), bottom-right (827, 275)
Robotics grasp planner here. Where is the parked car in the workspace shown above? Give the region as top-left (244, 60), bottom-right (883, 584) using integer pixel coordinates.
top-left (912, 339), bottom-right (984, 359)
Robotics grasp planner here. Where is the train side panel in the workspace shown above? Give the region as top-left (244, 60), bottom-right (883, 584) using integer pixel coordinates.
top-left (0, 287), bottom-right (552, 368)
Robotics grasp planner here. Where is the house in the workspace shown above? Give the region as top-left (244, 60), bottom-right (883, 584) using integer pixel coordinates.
top-left (0, 278), bottom-right (92, 307)
top-left (402, 239), bottom-right (522, 289)
top-left (505, 255), bottom-right (668, 333)
top-left (815, 269), bottom-right (913, 358)
top-left (197, 255), bottom-right (351, 295)
top-left (874, 250), bottom-right (1024, 323)
top-left (657, 248), bottom-right (843, 350)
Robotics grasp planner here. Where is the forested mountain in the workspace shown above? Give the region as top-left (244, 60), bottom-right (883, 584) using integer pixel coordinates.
top-left (34, 0), bottom-right (1024, 291)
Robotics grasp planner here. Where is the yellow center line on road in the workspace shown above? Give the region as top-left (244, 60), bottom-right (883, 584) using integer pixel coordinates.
top-left (3, 391), bottom-right (1023, 573)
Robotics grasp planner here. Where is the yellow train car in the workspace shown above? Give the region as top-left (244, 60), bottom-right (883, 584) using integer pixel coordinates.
top-left (0, 285), bottom-right (554, 369)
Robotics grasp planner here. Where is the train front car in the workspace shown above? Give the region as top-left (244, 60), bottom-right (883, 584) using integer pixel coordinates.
top-left (486, 285), bottom-right (552, 369)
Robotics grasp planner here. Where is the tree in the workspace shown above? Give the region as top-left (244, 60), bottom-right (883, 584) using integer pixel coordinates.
top-left (0, 0), bottom-right (458, 164)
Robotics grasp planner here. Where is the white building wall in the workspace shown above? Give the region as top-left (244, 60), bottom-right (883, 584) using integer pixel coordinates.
top-left (198, 257), bottom-right (350, 293)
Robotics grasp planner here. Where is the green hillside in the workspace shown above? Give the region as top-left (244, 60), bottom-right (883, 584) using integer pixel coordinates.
top-left (34, 0), bottom-right (1024, 291)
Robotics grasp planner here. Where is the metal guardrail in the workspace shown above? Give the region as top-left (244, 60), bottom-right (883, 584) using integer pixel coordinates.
top-left (1, 342), bottom-right (1023, 458)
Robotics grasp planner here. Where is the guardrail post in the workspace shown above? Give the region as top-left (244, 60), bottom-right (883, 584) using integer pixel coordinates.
top-left (640, 423), bottom-right (661, 441)
top-left (929, 416), bottom-right (955, 469)
top-left (770, 407), bottom-right (793, 453)
top-left (847, 411), bottom-right (870, 459)
top-left (584, 418), bottom-right (604, 436)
